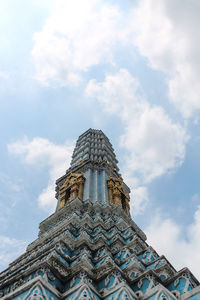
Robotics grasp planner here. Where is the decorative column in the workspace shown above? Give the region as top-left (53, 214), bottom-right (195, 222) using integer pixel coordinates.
top-left (113, 187), bottom-right (122, 207)
top-left (78, 177), bottom-right (85, 199)
top-left (107, 179), bottom-right (114, 205)
top-left (70, 182), bottom-right (79, 200)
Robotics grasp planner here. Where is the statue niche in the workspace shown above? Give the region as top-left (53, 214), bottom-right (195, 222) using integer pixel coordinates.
top-left (58, 172), bottom-right (85, 209)
top-left (107, 175), bottom-right (130, 215)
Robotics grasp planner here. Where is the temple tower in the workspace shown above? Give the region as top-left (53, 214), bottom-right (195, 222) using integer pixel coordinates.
top-left (0, 129), bottom-right (200, 299)
top-left (56, 129), bottom-right (130, 215)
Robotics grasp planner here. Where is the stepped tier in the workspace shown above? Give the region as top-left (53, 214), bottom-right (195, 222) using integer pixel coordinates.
top-left (0, 129), bottom-right (199, 300)
top-left (70, 129), bottom-right (119, 172)
top-left (0, 198), bottom-right (199, 299)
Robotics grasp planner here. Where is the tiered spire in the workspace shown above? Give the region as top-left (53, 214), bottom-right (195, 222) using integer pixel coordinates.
top-left (71, 129), bottom-right (119, 171)
top-left (0, 129), bottom-right (199, 300)
top-left (55, 129), bottom-right (130, 215)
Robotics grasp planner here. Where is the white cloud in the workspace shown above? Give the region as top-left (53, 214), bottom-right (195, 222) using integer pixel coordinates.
top-left (0, 235), bottom-right (27, 271)
top-left (120, 104), bottom-right (187, 183)
top-left (133, 0), bottom-right (200, 118)
top-left (0, 71), bottom-right (9, 79)
top-left (86, 68), bottom-right (142, 116)
top-left (0, 173), bottom-right (23, 193)
top-left (31, 0), bottom-right (200, 118)
top-left (86, 69), bottom-right (188, 214)
top-left (37, 184), bottom-right (56, 211)
top-left (86, 69), bottom-right (187, 181)
top-left (146, 206), bottom-right (200, 279)
top-left (32, 0), bottom-right (128, 86)
top-left (192, 193), bottom-right (200, 203)
top-left (131, 186), bottom-right (148, 216)
top-left (8, 137), bottom-right (74, 212)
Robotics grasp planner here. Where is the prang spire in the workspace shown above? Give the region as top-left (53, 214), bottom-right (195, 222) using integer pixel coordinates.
top-left (1, 129), bottom-right (199, 300)
top-left (71, 129), bottom-right (119, 172)
top-left (55, 129), bottom-right (130, 215)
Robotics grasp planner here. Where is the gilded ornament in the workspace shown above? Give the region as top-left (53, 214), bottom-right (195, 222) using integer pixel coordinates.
top-left (58, 172), bottom-right (85, 208)
top-left (107, 175), bottom-right (130, 215)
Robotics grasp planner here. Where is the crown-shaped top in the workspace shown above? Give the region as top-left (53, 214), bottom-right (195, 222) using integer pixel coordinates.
top-left (70, 129), bottom-right (119, 171)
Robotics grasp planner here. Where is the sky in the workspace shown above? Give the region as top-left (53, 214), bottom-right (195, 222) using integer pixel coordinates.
top-left (0, 0), bottom-right (200, 280)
